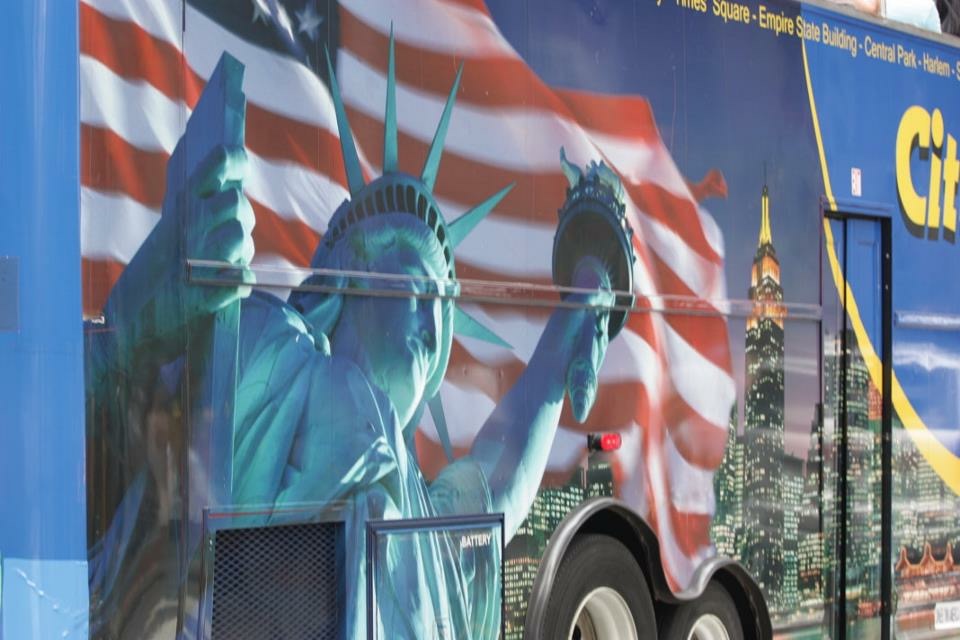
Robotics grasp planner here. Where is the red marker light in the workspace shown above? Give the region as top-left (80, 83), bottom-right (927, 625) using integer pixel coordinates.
top-left (600, 433), bottom-right (622, 451)
top-left (587, 433), bottom-right (622, 452)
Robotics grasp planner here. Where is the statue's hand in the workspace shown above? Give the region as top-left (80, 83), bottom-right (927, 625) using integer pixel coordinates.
top-left (170, 143), bottom-right (256, 320)
top-left (159, 53), bottom-right (254, 327)
top-left (102, 147), bottom-right (254, 350)
top-left (101, 54), bottom-right (253, 365)
top-left (564, 256), bottom-right (615, 423)
top-left (565, 293), bottom-right (613, 423)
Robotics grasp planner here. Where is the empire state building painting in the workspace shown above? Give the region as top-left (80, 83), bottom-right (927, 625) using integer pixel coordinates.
top-left (742, 184), bottom-right (787, 603)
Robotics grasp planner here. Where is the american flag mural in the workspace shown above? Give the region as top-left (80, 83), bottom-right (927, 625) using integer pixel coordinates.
top-left (80, 0), bottom-right (736, 592)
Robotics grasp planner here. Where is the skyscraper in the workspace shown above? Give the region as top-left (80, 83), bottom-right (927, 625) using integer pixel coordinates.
top-left (799, 410), bottom-right (826, 610)
top-left (741, 184), bottom-right (787, 604)
top-left (833, 330), bottom-right (881, 611)
top-left (712, 404), bottom-right (743, 558)
top-left (503, 470), bottom-right (585, 638)
top-left (783, 454), bottom-right (805, 610)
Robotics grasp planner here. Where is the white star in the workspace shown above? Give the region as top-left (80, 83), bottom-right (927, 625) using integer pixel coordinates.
top-left (252, 0), bottom-right (270, 24)
top-left (251, 0), bottom-right (296, 45)
top-left (296, 3), bottom-right (324, 41)
top-left (271, 1), bottom-right (297, 44)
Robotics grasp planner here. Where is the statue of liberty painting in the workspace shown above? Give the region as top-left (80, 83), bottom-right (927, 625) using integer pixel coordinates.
top-left (87, 36), bottom-right (634, 640)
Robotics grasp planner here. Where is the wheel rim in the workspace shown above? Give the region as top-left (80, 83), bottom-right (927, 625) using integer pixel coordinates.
top-left (686, 613), bottom-right (730, 640)
top-left (567, 587), bottom-right (638, 640)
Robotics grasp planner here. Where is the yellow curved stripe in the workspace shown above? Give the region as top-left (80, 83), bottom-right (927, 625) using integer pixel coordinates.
top-left (802, 41), bottom-right (837, 211)
top-left (803, 41), bottom-right (960, 495)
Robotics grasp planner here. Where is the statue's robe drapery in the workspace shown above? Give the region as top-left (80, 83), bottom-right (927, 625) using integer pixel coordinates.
top-left (89, 291), bottom-right (500, 639)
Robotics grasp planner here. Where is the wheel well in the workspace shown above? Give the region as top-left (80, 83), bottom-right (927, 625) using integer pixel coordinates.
top-left (521, 498), bottom-right (771, 640)
top-left (580, 510), bottom-right (771, 639)
top-left (708, 566), bottom-right (772, 640)
top-left (522, 498), bottom-right (666, 639)
top-left (576, 507), bottom-right (671, 603)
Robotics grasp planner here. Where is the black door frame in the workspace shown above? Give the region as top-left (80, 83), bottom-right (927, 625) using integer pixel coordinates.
top-left (823, 210), bottom-right (892, 640)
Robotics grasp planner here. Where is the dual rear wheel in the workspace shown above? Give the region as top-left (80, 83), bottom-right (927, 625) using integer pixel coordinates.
top-left (659, 583), bottom-right (743, 640)
top-left (541, 534), bottom-right (654, 639)
top-left (539, 534), bottom-right (744, 640)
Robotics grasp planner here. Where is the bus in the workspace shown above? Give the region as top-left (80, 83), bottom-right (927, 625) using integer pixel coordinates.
top-left (2, 0), bottom-right (960, 638)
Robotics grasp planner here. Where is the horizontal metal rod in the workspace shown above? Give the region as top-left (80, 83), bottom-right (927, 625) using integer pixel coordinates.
top-left (186, 259), bottom-right (823, 321)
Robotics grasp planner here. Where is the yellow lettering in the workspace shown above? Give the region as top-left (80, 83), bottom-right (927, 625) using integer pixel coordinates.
top-left (679, 0), bottom-right (708, 12)
top-left (713, 0), bottom-right (751, 24)
top-left (759, 5), bottom-right (793, 36)
top-left (796, 16), bottom-right (820, 41)
top-left (896, 106), bottom-right (931, 228)
top-left (944, 134), bottom-right (959, 233)
top-left (929, 109), bottom-right (944, 229)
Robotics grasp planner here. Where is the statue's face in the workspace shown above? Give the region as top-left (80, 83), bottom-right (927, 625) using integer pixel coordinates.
top-left (337, 244), bottom-right (443, 427)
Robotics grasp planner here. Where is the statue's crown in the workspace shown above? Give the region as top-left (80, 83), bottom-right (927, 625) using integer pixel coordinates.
top-left (323, 174), bottom-right (455, 279)
top-left (319, 32), bottom-right (512, 282)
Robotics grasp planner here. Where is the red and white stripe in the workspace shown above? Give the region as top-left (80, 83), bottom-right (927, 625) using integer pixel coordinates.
top-left (80, 0), bottom-right (735, 591)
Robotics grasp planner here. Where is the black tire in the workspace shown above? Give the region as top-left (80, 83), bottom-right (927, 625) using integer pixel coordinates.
top-left (540, 533), bottom-right (656, 639)
top-left (658, 582), bottom-right (744, 640)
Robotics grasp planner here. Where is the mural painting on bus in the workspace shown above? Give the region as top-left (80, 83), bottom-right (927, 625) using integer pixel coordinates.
top-left (86, 41), bottom-right (650, 638)
top-left (81, 0), bottom-right (755, 635)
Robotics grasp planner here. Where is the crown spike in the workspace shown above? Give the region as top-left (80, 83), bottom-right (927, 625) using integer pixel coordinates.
top-left (448, 183), bottom-right (515, 248)
top-left (454, 306), bottom-right (512, 349)
top-left (421, 63), bottom-right (463, 193)
top-left (383, 26), bottom-right (398, 174)
top-left (325, 47), bottom-right (365, 196)
top-left (427, 395), bottom-right (455, 463)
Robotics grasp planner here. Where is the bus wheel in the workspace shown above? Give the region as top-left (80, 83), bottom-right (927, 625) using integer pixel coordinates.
top-left (659, 582), bottom-right (743, 640)
top-left (540, 534), bottom-right (655, 639)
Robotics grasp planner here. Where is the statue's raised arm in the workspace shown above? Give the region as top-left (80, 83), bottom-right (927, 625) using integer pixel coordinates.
top-left (467, 150), bottom-right (635, 540)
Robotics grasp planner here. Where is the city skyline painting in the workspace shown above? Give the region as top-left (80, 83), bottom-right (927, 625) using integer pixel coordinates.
top-left (711, 199), bottom-right (960, 636)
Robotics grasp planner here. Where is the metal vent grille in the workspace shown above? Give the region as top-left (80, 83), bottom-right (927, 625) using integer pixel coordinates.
top-left (211, 521), bottom-right (344, 639)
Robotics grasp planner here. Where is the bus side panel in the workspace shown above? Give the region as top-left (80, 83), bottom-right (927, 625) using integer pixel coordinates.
top-left (807, 5), bottom-right (960, 636)
top-left (0, 1), bottom-right (87, 639)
